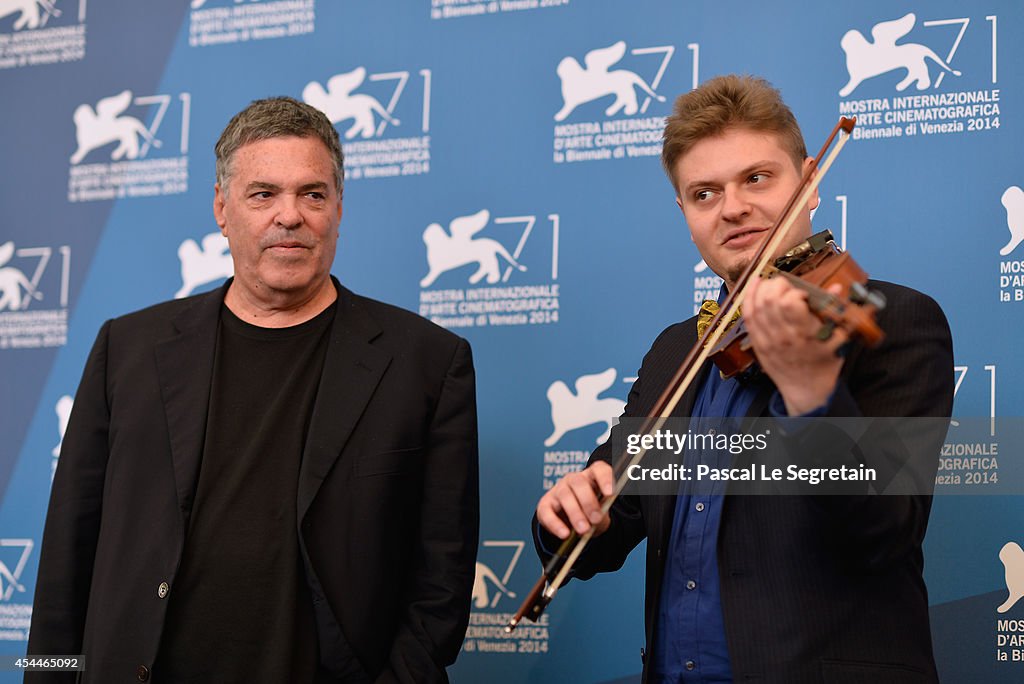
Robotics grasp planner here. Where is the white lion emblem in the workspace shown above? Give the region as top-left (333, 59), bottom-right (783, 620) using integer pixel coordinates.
top-left (70, 90), bottom-right (162, 165)
top-left (472, 562), bottom-right (517, 609)
top-left (838, 13), bottom-right (961, 97)
top-left (0, 242), bottom-right (42, 312)
top-left (999, 186), bottom-right (1024, 257)
top-left (175, 232), bottom-right (233, 299)
top-left (0, 0), bottom-right (61, 31)
top-left (554, 40), bottom-right (665, 122)
top-left (997, 541), bottom-right (1024, 614)
top-left (303, 68), bottom-right (400, 140)
top-left (545, 368), bottom-right (626, 448)
top-left (420, 209), bottom-right (526, 288)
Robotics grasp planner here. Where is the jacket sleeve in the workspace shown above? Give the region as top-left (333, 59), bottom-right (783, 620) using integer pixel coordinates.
top-left (26, 321), bottom-right (113, 683)
top-left (375, 338), bottom-right (479, 684)
top-left (531, 324), bottom-right (689, 583)
top-left (532, 417), bottom-right (648, 583)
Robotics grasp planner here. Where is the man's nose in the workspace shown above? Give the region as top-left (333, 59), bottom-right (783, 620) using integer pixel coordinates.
top-left (720, 188), bottom-right (751, 222)
top-left (274, 195), bottom-right (302, 228)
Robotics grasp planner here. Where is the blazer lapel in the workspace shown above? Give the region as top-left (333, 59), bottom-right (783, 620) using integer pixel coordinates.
top-left (297, 286), bottom-right (392, 522)
top-left (154, 285), bottom-right (225, 519)
top-left (651, 323), bottom-right (711, 548)
top-left (745, 375), bottom-right (775, 419)
top-left (644, 322), bottom-right (711, 653)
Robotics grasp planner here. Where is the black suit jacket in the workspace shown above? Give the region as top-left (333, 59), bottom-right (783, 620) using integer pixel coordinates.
top-left (537, 281), bottom-right (953, 684)
top-left (28, 280), bottom-right (479, 683)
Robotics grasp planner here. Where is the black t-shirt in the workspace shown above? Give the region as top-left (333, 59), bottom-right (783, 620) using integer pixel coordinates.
top-left (154, 302), bottom-right (335, 683)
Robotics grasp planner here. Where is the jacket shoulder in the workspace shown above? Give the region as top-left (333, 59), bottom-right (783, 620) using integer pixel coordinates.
top-left (641, 317), bottom-right (698, 369)
top-left (344, 289), bottom-right (468, 350)
top-left (115, 292), bottom-right (212, 323)
top-left (867, 280), bottom-right (948, 323)
top-left (101, 288), bottom-right (220, 339)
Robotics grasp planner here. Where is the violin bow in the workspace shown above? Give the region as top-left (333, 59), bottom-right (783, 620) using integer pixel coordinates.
top-left (507, 116), bottom-right (858, 632)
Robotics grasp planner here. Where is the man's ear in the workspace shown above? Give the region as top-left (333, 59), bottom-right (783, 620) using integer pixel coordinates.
top-left (803, 157), bottom-right (820, 211)
top-left (213, 184), bottom-right (228, 236)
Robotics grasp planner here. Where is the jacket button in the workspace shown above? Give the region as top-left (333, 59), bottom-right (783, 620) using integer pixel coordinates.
top-left (136, 665), bottom-right (150, 681)
top-left (157, 582), bottom-right (170, 599)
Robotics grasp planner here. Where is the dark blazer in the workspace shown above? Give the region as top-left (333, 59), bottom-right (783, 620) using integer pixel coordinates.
top-left (28, 280), bottom-right (479, 684)
top-left (537, 281), bottom-right (953, 684)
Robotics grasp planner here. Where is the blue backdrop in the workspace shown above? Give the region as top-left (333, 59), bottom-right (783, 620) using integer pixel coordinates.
top-left (1, 1), bottom-right (1022, 681)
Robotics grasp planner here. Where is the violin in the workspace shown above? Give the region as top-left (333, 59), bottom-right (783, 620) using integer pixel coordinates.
top-left (710, 230), bottom-right (888, 379)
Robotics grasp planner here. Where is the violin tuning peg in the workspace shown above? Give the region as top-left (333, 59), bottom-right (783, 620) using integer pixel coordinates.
top-left (866, 289), bottom-right (887, 311)
top-left (849, 282), bottom-right (868, 304)
top-left (849, 282), bottom-right (887, 311)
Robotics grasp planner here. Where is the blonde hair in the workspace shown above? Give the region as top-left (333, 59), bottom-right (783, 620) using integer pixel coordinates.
top-left (661, 75), bottom-right (807, 191)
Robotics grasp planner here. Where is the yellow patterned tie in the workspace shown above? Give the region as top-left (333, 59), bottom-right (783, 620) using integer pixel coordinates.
top-left (696, 299), bottom-right (741, 341)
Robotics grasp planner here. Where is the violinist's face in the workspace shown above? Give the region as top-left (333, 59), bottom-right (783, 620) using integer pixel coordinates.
top-left (673, 127), bottom-right (818, 291)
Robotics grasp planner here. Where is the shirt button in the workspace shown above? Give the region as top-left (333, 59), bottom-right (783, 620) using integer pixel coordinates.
top-left (685, 660), bottom-right (696, 671)
top-left (157, 582), bottom-right (170, 599)
top-left (695, 502), bottom-right (705, 512)
top-left (686, 580), bottom-right (696, 590)
top-left (136, 665), bottom-right (150, 681)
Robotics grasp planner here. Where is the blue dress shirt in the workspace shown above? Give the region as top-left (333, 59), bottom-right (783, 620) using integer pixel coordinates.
top-left (652, 287), bottom-right (835, 683)
top-left (651, 362), bottom-right (756, 684)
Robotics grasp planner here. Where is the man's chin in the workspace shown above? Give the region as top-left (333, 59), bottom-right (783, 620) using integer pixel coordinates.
top-left (255, 270), bottom-right (322, 295)
top-left (726, 259), bottom-right (752, 287)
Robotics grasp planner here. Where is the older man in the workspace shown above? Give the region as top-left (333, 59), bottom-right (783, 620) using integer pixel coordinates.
top-left (28, 97), bottom-right (479, 683)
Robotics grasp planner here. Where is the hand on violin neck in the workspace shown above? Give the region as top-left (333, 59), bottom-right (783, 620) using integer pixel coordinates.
top-left (744, 275), bottom-right (847, 415)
